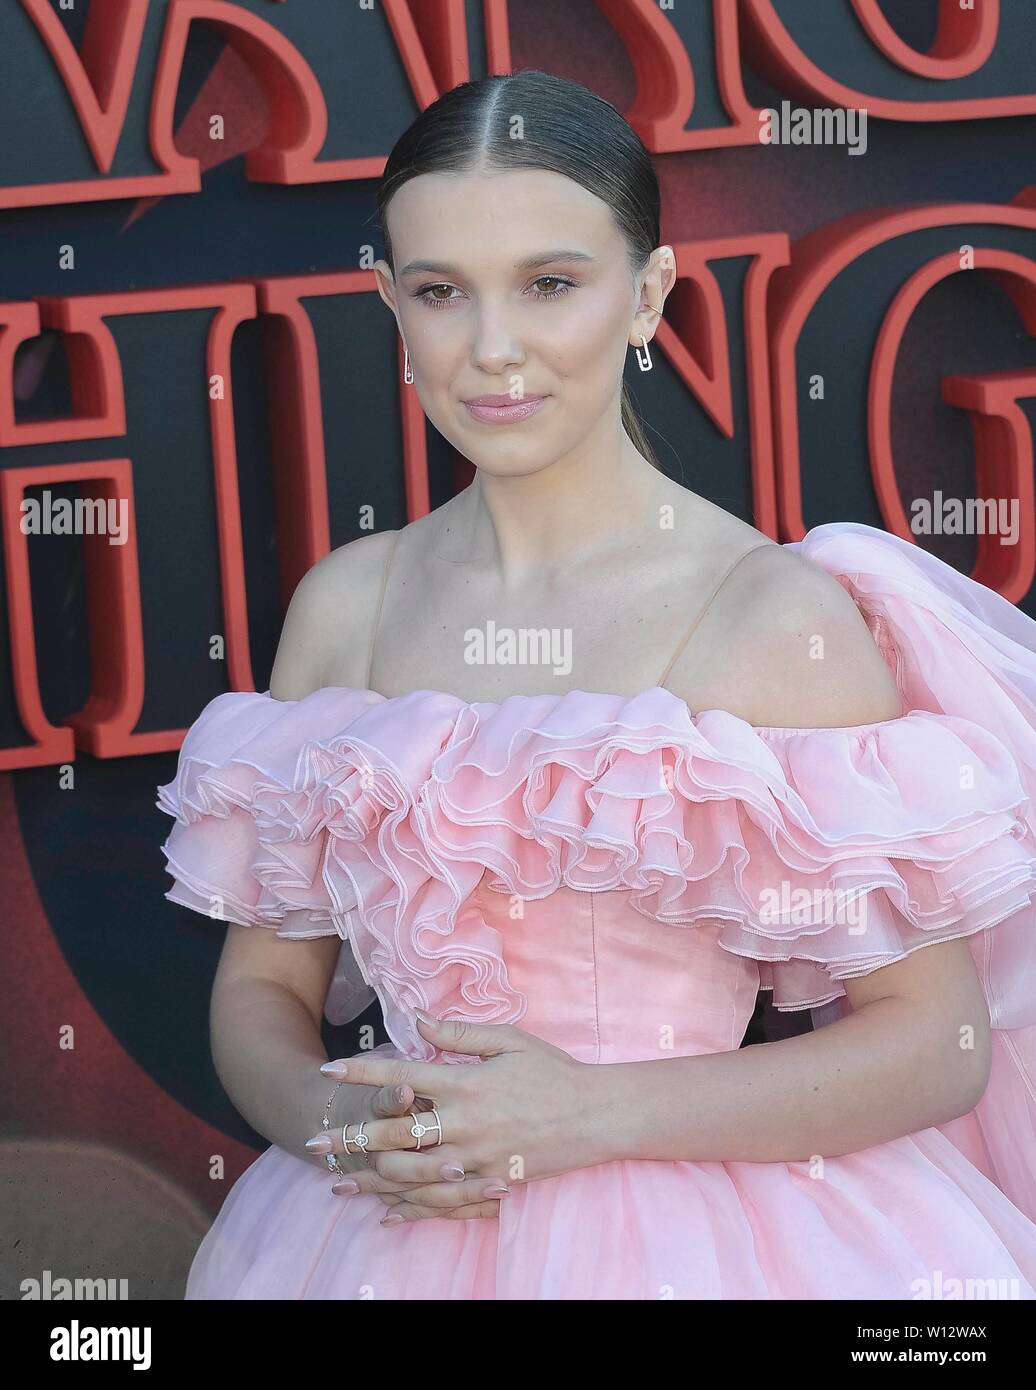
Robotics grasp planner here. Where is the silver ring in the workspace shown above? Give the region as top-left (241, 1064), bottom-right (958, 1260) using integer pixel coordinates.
top-left (407, 1107), bottom-right (443, 1149)
top-left (342, 1120), bottom-right (370, 1154)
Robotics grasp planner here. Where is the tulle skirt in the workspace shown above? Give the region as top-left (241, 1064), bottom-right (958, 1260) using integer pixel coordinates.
top-left (185, 1123), bottom-right (1036, 1300)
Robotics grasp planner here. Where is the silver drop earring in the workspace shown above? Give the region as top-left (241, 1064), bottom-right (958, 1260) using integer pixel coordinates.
top-left (634, 335), bottom-right (653, 372)
top-left (403, 345), bottom-right (413, 383)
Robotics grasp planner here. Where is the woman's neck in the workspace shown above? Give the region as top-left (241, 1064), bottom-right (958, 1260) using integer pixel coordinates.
top-left (450, 428), bottom-right (676, 587)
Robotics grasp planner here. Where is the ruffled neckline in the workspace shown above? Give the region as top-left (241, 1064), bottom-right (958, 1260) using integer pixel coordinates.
top-left (157, 676), bottom-right (1036, 1061)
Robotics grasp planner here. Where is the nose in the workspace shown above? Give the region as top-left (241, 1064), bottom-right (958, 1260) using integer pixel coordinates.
top-left (469, 304), bottom-right (525, 375)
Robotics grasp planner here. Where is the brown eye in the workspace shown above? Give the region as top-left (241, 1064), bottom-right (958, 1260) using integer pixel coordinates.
top-left (416, 284), bottom-right (459, 309)
top-left (529, 276), bottom-right (574, 300)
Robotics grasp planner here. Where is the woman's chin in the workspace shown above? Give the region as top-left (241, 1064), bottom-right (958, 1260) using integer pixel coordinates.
top-left (469, 453), bottom-right (562, 479)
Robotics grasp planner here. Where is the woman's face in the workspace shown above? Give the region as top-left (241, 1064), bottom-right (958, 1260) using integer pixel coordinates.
top-left (374, 168), bottom-right (671, 478)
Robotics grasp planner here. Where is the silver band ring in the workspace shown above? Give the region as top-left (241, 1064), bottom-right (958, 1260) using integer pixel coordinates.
top-left (407, 1107), bottom-right (443, 1149)
top-left (342, 1120), bottom-right (370, 1154)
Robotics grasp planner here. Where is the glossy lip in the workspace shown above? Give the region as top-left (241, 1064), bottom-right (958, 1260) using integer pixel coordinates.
top-left (462, 394), bottom-right (547, 424)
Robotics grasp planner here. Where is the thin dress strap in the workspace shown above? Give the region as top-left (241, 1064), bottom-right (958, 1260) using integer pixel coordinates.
top-left (366, 529), bottom-right (401, 689)
top-left (655, 543), bottom-right (773, 688)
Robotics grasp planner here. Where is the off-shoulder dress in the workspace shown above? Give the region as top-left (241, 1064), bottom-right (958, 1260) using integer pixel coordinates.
top-left (157, 523), bottom-right (1036, 1299)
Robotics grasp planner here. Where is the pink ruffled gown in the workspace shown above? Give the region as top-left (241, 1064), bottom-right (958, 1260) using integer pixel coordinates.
top-left (157, 522), bottom-right (1036, 1299)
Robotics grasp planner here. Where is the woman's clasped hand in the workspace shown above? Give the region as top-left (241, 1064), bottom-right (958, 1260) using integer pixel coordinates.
top-left (305, 1012), bottom-right (611, 1225)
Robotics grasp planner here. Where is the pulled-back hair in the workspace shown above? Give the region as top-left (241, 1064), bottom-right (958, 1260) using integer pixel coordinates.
top-left (376, 69), bottom-right (663, 469)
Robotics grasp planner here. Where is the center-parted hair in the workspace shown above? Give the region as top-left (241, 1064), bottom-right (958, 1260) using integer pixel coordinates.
top-left (376, 69), bottom-right (663, 469)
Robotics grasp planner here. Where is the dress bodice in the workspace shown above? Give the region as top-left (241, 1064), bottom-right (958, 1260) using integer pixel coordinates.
top-left (462, 880), bottom-right (761, 1063)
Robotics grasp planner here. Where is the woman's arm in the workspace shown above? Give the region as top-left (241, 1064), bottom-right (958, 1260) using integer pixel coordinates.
top-left (590, 935), bottom-right (992, 1164)
top-left (209, 926), bottom-right (374, 1173)
top-left (596, 558), bottom-right (991, 1163)
top-left (319, 935), bottom-right (991, 1186)
top-left (207, 543), bottom-right (385, 1170)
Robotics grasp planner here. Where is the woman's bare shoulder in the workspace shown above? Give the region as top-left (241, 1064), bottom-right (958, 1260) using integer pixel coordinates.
top-left (268, 528), bottom-right (403, 701)
top-left (702, 541), bottom-right (903, 728)
top-left (266, 499), bottom-right (461, 700)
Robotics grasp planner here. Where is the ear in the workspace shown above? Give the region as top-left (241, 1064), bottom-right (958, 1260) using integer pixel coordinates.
top-left (372, 259), bottom-right (399, 317)
top-left (632, 245), bottom-right (677, 343)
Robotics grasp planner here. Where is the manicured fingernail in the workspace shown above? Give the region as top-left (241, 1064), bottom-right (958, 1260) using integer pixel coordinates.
top-left (305, 1135), bottom-right (333, 1153)
top-left (332, 1178), bottom-right (360, 1195)
top-left (320, 1061), bottom-right (348, 1078)
top-left (484, 1184), bottom-right (510, 1197)
top-left (414, 1009), bottom-right (435, 1024)
top-left (396, 1087), bottom-right (409, 1104)
top-left (381, 1212), bottom-right (405, 1225)
top-left (440, 1163), bottom-right (465, 1181)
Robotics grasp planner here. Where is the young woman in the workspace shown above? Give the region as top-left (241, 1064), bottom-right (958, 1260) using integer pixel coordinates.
top-left (158, 70), bottom-right (1036, 1299)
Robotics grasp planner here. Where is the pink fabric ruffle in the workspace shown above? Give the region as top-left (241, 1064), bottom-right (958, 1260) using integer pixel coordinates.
top-left (157, 689), bottom-right (1036, 1055)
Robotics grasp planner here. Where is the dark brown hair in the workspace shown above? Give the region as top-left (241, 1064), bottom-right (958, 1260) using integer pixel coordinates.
top-left (376, 69), bottom-right (663, 469)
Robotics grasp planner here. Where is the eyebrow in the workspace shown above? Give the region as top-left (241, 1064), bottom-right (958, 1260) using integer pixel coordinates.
top-left (397, 249), bottom-right (597, 278)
